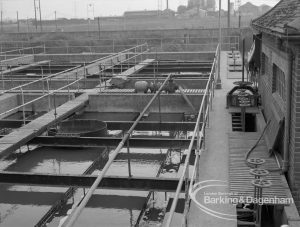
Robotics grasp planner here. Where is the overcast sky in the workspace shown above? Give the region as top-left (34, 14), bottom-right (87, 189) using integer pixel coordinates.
top-left (0, 0), bottom-right (280, 20)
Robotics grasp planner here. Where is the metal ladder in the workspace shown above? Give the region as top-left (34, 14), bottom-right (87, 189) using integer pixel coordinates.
top-left (232, 113), bottom-right (242, 131)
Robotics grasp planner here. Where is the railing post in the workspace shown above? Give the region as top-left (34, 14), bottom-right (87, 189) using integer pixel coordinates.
top-left (98, 65), bottom-right (102, 93)
top-left (53, 92), bottom-right (58, 127)
top-left (196, 128), bottom-right (201, 181)
top-left (134, 47), bottom-right (137, 67)
top-left (9, 65), bottom-right (14, 88)
top-left (20, 87), bottom-right (26, 126)
top-left (126, 138), bottom-right (132, 178)
top-left (67, 71), bottom-right (70, 101)
top-left (84, 63), bottom-right (87, 90)
top-left (140, 45), bottom-right (143, 62)
top-left (206, 91), bottom-right (209, 128)
top-left (184, 165), bottom-right (189, 227)
top-left (111, 59), bottom-right (114, 75)
top-left (41, 66), bottom-right (45, 94)
top-left (202, 107), bottom-right (206, 150)
top-left (46, 79), bottom-right (51, 111)
top-left (127, 53), bottom-right (130, 69)
top-left (76, 70), bottom-right (79, 92)
top-left (210, 78), bottom-right (214, 110)
top-left (1, 67), bottom-right (4, 91)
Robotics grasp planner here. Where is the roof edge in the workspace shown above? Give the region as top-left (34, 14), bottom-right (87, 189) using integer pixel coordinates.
top-left (252, 0), bottom-right (283, 25)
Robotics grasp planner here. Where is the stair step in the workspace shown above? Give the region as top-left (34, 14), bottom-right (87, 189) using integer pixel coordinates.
top-left (237, 220), bottom-right (256, 226)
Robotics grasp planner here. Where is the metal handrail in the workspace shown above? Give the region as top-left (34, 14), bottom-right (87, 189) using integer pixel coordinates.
top-left (0, 45), bottom-right (44, 55)
top-left (0, 43), bottom-right (148, 95)
top-left (165, 44), bottom-right (219, 227)
top-left (0, 44), bottom-right (148, 120)
top-left (0, 36), bottom-right (240, 44)
top-left (0, 65), bottom-right (81, 95)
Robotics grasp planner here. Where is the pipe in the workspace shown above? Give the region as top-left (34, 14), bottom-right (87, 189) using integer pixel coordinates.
top-left (178, 86), bottom-right (197, 113)
top-left (282, 50), bottom-right (293, 173)
top-left (215, 0), bottom-right (222, 89)
top-left (61, 74), bottom-right (171, 227)
top-left (242, 38), bottom-right (245, 82)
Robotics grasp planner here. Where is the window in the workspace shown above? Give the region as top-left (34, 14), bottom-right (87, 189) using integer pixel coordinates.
top-left (261, 53), bottom-right (269, 75)
top-left (272, 64), bottom-right (286, 101)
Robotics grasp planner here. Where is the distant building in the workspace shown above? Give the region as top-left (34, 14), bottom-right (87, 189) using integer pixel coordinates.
top-left (239, 2), bottom-right (260, 17)
top-left (123, 9), bottom-right (175, 19)
top-left (188, 0), bottom-right (215, 11)
top-left (124, 10), bottom-right (162, 18)
top-left (178, 7), bottom-right (207, 18)
top-left (250, 0), bottom-right (300, 213)
top-left (259, 4), bottom-right (272, 14)
top-left (238, 2), bottom-right (272, 18)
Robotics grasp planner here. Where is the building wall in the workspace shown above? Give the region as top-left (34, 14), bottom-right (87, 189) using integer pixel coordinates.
top-left (258, 34), bottom-right (287, 152)
top-left (258, 33), bottom-right (300, 212)
top-left (289, 46), bottom-right (300, 211)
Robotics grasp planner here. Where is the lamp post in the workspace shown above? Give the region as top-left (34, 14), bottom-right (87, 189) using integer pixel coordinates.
top-left (216, 0), bottom-right (222, 89)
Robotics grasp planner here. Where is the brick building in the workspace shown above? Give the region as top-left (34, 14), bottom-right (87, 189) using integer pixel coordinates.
top-left (251, 0), bottom-right (300, 212)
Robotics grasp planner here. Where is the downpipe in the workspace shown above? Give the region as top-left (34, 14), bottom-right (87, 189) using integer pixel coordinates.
top-left (282, 50), bottom-right (293, 173)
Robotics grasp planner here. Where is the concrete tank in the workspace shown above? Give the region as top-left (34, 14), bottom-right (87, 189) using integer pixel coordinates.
top-left (58, 119), bottom-right (107, 137)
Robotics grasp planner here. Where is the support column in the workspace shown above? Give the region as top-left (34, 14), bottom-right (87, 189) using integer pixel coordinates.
top-left (216, 0), bottom-right (222, 89)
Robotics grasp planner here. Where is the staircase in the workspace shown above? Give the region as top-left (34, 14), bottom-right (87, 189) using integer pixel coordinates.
top-left (232, 113), bottom-right (242, 131)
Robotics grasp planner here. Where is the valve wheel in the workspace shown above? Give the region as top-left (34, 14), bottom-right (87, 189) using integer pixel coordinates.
top-left (251, 179), bottom-right (272, 188)
top-left (249, 168), bottom-right (269, 176)
top-left (247, 158), bottom-right (266, 166)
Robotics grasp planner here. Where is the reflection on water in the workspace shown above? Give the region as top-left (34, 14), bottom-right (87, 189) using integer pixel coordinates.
top-left (52, 148), bottom-right (166, 227)
top-left (0, 147), bottom-right (102, 226)
top-left (0, 131), bottom-right (189, 226)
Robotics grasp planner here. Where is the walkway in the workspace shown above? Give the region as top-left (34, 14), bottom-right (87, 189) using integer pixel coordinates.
top-left (188, 51), bottom-right (238, 227)
top-left (0, 93), bottom-right (89, 159)
top-left (188, 51), bottom-right (299, 227)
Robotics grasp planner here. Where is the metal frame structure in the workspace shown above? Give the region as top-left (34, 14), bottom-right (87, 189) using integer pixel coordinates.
top-left (0, 45), bottom-right (45, 60)
top-left (0, 43), bottom-right (218, 226)
top-left (0, 43), bottom-right (149, 122)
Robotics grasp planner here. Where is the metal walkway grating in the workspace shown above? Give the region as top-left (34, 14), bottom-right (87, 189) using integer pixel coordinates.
top-left (228, 132), bottom-right (289, 204)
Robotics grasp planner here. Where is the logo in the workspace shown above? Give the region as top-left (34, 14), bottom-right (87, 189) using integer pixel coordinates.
top-left (189, 180), bottom-right (294, 221)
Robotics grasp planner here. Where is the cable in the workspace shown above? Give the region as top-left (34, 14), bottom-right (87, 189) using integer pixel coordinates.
top-left (244, 119), bottom-right (281, 172)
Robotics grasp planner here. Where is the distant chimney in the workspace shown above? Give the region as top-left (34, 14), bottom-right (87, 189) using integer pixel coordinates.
top-left (166, 0), bottom-right (169, 9)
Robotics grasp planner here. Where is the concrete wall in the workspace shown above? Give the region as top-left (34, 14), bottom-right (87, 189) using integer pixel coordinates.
top-left (0, 27), bottom-right (251, 54)
top-left (1, 27), bottom-right (249, 42)
top-left (144, 52), bottom-right (215, 61)
top-left (22, 93), bottom-right (75, 112)
top-left (0, 79), bottom-right (99, 91)
top-left (0, 55), bottom-right (34, 68)
top-left (87, 93), bottom-right (202, 114)
top-left (34, 51), bottom-right (215, 63)
top-left (34, 53), bottom-right (110, 63)
top-left (123, 78), bottom-right (209, 90)
top-left (0, 94), bottom-right (19, 119)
